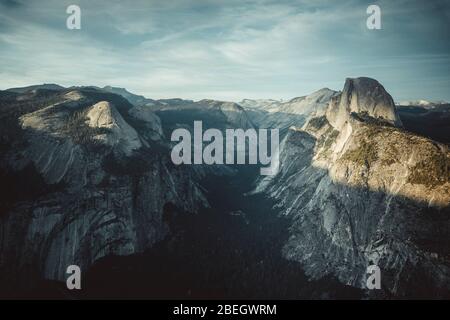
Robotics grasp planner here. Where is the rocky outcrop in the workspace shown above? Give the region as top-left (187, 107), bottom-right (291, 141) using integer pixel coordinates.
top-left (0, 89), bottom-right (207, 287)
top-left (85, 101), bottom-right (142, 155)
top-left (326, 77), bottom-right (402, 130)
top-left (254, 77), bottom-right (450, 297)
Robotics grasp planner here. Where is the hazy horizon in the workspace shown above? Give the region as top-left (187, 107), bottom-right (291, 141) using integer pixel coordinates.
top-left (0, 0), bottom-right (449, 102)
top-left (5, 81), bottom-right (450, 105)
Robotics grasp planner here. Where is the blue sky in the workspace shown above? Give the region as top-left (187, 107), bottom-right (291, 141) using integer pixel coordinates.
top-left (0, 0), bottom-right (449, 102)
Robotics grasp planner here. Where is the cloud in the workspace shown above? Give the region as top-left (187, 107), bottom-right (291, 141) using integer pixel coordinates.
top-left (0, 0), bottom-right (449, 102)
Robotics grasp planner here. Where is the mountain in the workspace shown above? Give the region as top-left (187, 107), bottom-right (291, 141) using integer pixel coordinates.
top-left (239, 98), bottom-right (283, 110)
top-left (4, 84), bottom-right (157, 108)
top-left (100, 86), bottom-right (150, 106)
top-left (395, 102), bottom-right (450, 144)
top-left (0, 78), bottom-right (448, 298)
top-left (0, 87), bottom-right (207, 287)
top-left (241, 88), bottom-right (339, 131)
top-left (153, 98), bottom-right (255, 135)
top-left (253, 77), bottom-right (450, 297)
top-left (6, 83), bottom-right (65, 93)
top-left (86, 87), bottom-right (255, 131)
top-left (326, 77), bottom-right (402, 130)
top-left (0, 85), bottom-right (256, 293)
top-left (397, 100), bottom-right (449, 108)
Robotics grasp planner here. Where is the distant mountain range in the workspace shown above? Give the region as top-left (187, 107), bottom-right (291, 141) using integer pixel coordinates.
top-left (397, 100), bottom-right (449, 108)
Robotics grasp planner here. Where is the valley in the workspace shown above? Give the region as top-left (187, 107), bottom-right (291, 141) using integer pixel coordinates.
top-left (38, 166), bottom-right (362, 299)
top-left (0, 78), bottom-right (448, 299)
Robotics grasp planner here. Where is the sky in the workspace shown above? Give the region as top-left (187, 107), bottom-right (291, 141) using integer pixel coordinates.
top-left (0, 0), bottom-right (449, 102)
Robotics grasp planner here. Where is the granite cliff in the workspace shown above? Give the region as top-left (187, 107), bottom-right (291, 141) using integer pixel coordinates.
top-left (253, 77), bottom-right (450, 297)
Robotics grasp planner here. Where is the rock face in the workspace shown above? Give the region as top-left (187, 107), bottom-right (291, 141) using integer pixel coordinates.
top-left (242, 88), bottom-right (339, 130)
top-left (326, 77), bottom-right (402, 130)
top-left (254, 77), bottom-right (450, 297)
top-left (0, 88), bottom-right (207, 287)
top-left (85, 101), bottom-right (142, 155)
